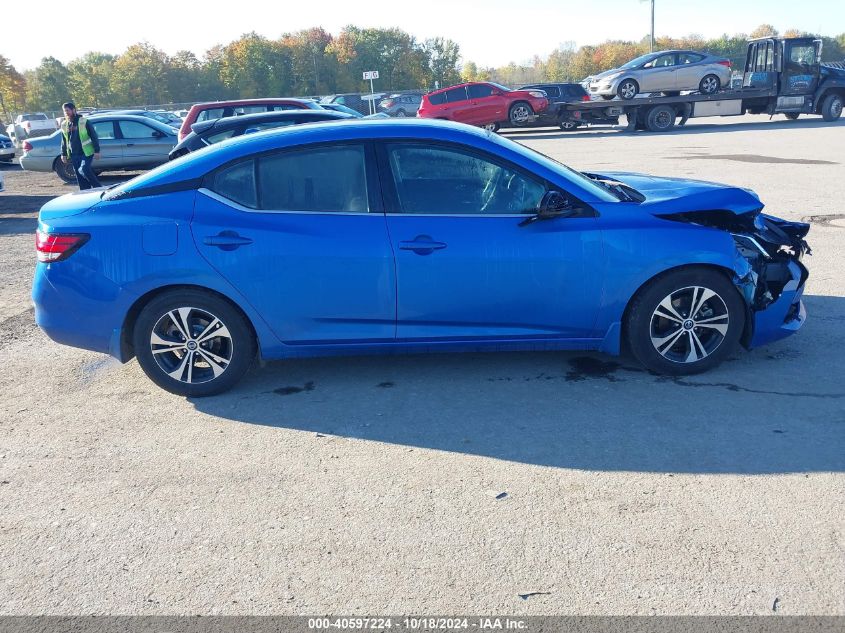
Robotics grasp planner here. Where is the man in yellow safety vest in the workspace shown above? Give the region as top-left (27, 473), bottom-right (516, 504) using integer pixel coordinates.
top-left (60, 101), bottom-right (101, 190)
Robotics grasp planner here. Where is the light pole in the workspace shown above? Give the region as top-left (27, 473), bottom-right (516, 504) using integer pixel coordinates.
top-left (650, 0), bottom-right (655, 52)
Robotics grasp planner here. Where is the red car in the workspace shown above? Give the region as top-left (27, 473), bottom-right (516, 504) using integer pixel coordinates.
top-left (178, 98), bottom-right (322, 141)
top-left (417, 82), bottom-right (549, 130)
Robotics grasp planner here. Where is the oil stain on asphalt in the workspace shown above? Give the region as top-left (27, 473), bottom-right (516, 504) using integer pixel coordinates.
top-left (273, 381), bottom-right (315, 396)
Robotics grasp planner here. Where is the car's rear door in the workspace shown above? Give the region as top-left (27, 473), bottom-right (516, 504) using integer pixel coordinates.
top-left (378, 141), bottom-right (602, 341)
top-left (192, 142), bottom-right (396, 343)
top-left (89, 120), bottom-right (123, 168)
top-left (676, 52), bottom-right (706, 90)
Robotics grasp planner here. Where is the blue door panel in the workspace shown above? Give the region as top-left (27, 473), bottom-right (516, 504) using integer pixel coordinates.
top-left (191, 192), bottom-right (396, 343)
top-left (385, 215), bottom-right (603, 339)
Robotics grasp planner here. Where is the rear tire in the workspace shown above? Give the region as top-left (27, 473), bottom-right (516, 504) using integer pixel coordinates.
top-left (53, 157), bottom-right (76, 183)
top-left (699, 74), bottom-right (720, 94)
top-left (625, 268), bottom-right (745, 375)
top-left (645, 105), bottom-right (676, 132)
top-left (395, 109), bottom-right (407, 117)
top-left (820, 93), bottom-right (843, 122)
top-left (601, 95), bottom-right (615, 101)
top-left (133, 289), bottom-right (256, 397)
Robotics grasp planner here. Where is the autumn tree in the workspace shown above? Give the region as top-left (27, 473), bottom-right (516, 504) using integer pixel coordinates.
top-left (219, 33), bottom-right (290, 98)
top-left (111, 43), bottom-right (171, 106)
top-left (66, 52), bottom-right (115, 108)
top-left (422, 37), bottom-right (461, 89)
top-left (27, 57), bottom-right (70, 111)
top-left (0, 54), bottom-right (27, 117)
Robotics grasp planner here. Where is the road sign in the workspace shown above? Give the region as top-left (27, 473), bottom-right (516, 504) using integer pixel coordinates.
top-left (363, 71), bottom-right (379, 80)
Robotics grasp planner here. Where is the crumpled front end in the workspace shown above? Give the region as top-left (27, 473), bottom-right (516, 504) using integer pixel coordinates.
top-left (731, 213), bottom-right (810, 348)
top-left (657, 208), bottom-right (810, 349)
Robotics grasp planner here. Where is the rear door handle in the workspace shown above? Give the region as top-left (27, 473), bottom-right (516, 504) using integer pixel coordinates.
top-left (399, 235), bottom-right (447, 256)
top-left (204, 231), bottom-right (253, 251)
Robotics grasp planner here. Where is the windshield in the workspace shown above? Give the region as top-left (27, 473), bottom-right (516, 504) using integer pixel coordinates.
top-left (488, 134), bottom-right (620, 203)
top-left (488, 82), bottom-right (511, 92)
top-left (619, 53), bottom-right (657, 70)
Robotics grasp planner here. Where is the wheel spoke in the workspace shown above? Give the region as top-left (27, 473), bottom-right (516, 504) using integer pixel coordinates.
top-left (197, 323), bottom-right (231, 345)
top-left (186, 351), bottom-right (195, 383)
top-left (197, 349), bottom-right (228, 378)
top-left (686, 330), bottom-right (708, 362)
top-left (150, 332), bottom-right (186, 354)
top-left (167, 308), bottom-right (192, 340)
top-left (167, 350), bottom-right (192, 381)
top-left (653, 328), bottom-right (685, 355)
top-left (657, 296), bottom-right (685, 322)
top-left (696, 322), bottom-right (729, 336)
top-left (689, 287), bottom-right (715, 319)
top-left (195, 318), bottom-right (220, 343)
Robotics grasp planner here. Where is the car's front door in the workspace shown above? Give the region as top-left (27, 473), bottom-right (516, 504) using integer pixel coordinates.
top-left (640, 53), bottom-right (678, 92)
top-left (117, 120), bottom-right (171, 166)
top-left (192, 143), bottom-right (396, 344)
top-left (378, 142), bottom-right (603, 341)
top-left (466, 84), bottom-right (502, 124)
top-left (89, 120), bottom-right (123, 168)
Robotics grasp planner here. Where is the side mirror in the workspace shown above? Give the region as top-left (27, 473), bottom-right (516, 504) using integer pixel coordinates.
top-left (491, 89), bottom-right (503, 96)
top-left (518, 191), bottom-right (573, 227)
top-left (152, 130), bottom-right (165, 138)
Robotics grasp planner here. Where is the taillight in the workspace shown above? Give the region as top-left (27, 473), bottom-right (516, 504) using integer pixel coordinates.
top-left (582, 95), bottom-right (591, 101)
top-left (717, 60), bottom-right (731, 67)
top-left (382, 99), bottom-right (394, 107)
top-left (35, 230), bottom-right (89, 263)
top-left (22, 141), bottom-right (33, 152)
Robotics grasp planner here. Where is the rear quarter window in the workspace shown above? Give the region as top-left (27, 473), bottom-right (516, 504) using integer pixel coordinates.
top-left (427, 92), bottom-right (446, 106)
top-left (209, 159), bottom-right (257, 208)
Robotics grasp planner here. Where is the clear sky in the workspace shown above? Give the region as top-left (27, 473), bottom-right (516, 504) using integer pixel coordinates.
top-left (6, 0), bottom-right (844, 71)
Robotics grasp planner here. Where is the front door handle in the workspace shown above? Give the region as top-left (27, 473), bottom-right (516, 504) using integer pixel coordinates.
top-left (399, 235), bottom-right (447, 256)
top-left (125, 143), bottom-right (135, 147)
top-left (204, 231), bottom-right (253, 251)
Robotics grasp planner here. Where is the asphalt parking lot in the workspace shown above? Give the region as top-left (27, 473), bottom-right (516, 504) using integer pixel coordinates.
top-left (0, 115), bottom-right (843, 616)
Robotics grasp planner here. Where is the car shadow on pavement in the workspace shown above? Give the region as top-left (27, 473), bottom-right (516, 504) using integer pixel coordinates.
top-left (503, 118), bottom-right (845, 141)
top-left (190, 293), bottom-right (845, 474)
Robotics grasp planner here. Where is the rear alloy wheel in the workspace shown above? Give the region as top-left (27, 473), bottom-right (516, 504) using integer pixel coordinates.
top-left (559, 120), bottom-right (581, 131)
top-left (820, 93), bottom-right (843, 122)
top-left (133, 290), bottom-right (256, 396)
top-left (617, 79), bottom-right (639, 100)
top-left (508, 102), bottom-right (534, 125)
top-left (481, 122), bottom-right (500, 133)
top-left (645, 105), bottom-right (676, 132)
top-left (625, 268), bottom-right (745, 375)
top-left (54, 157), bottom-right (76, 184)
top-left (699, 74), bottom-right (720, 95)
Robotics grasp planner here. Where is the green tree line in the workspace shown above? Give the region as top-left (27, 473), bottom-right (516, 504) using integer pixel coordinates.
top-left (2, 24), bottom-right (844, 117)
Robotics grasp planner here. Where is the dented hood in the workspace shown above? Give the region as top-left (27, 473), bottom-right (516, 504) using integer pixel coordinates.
top-left (593, 171), bottom-right (764, 215)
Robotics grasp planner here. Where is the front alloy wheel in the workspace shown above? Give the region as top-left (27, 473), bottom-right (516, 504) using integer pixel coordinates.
top-left (618, 80), bottom-right (638, 100)
top-left (508, 103), bottom-right (534, 125)
top-left (625, 268), bottom-right (744, 375)
top-left (133, 290), bottom-right (255, 396)
top-left (649, 287), bottom-right (729, 364)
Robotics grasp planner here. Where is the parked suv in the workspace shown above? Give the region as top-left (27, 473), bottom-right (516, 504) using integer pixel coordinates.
top-left (515, 83), bottom-right (618, 130)
top-left (178, 98), bottom-right (322, 141)
top-left (417, 82), bottom-right (549, 129)
top-left (378, 92), bottom-right (423, 117)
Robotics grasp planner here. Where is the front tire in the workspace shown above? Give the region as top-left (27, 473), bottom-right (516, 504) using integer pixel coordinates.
top-left (784, 112), bottom-right (801, 120)
top-left (54, 157), bottom-right (76, 183)
top-left (699, 74), bottom-right (720, 95)
top-left (820, 93), bottom-right (843, 122)
top-left (133, 289), bottom-right (256, 396)
top-left (508, 102), bottom-right (534, 125)
top-left (395, 109), bottom-right (407, 118)
top-left (625, 268), bottom-right (745, 375)
top-left (617, 79), bottom-right (639, 100)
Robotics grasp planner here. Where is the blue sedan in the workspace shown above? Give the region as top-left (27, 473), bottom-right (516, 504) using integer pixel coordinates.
top-left (33, 119), bottom-right (810, 396)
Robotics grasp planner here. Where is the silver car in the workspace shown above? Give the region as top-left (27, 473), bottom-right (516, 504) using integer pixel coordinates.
top-left (589, 50), bottom-right (732, 100)
top-left (19, 114), bottom-right (177, 183)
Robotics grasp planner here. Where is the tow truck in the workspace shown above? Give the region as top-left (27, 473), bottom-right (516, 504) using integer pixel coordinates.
top-left (562, 37), bottom-right (845, 132)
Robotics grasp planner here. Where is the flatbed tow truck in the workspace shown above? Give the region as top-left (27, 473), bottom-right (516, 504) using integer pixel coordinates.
top-left (562, 37), bottom-right (845, 132)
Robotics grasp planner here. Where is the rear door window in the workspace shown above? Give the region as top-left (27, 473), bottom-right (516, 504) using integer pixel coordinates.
top-left (91, 121), bottom-right (116, 140)
top-left (678, 53), bottom-right (705, 64)
top-left (257, 145), bottom-right (369, 213)
top-left (196, 108), bottom-right (225, 123)
top-left (445, 87), bottom-right (468, 103)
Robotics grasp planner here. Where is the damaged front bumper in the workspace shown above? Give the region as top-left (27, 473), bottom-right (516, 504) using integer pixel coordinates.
top-left (731, 214), bottom-right (810, 349)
